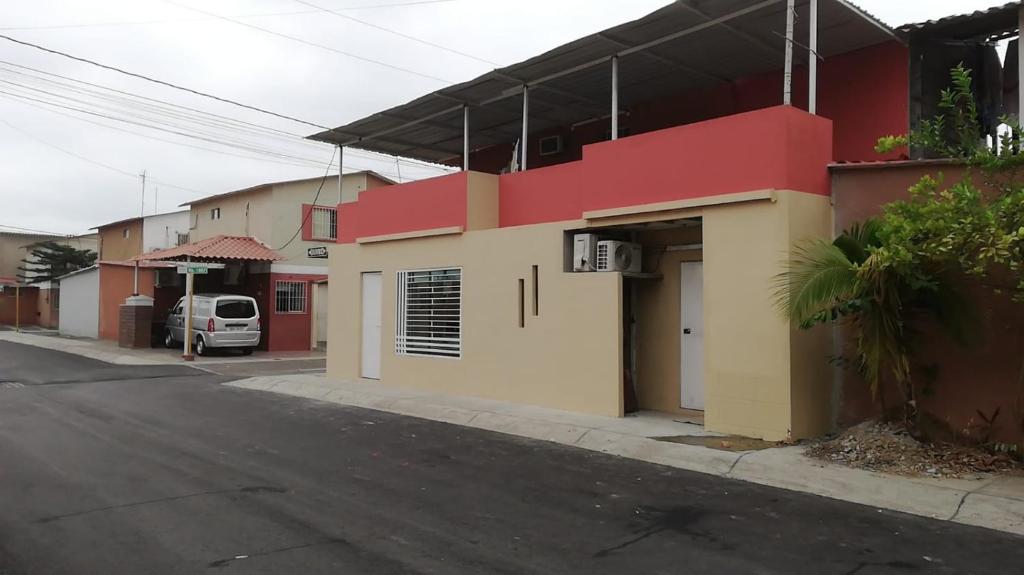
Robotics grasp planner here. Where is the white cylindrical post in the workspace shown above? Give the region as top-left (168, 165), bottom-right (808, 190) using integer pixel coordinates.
top-left (611, 56), bottom-right (619, 140)
top-left (521, 85), bottom-right (529, 171)
top-left (463, 105), bottom-right (470, 171)
top-left (783, 0), bottom-right (795, 106)
top-left (342, 142), bottom-right (350, 203)
top-left (809, 0), bottom-right (818, 114)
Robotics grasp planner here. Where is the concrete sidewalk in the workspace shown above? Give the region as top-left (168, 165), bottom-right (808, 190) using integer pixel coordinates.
top-left (226, 373), bottom-right (1024, 538)
top-left (0, 330), bottom-right (324, 366)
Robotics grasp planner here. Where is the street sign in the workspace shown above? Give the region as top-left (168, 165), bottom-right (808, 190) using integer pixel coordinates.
top-left (176, 264), bottom-right (210, 275)
top-left (308, 246), bottom-right (329, 259)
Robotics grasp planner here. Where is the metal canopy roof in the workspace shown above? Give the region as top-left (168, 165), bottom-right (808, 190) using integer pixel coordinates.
top-left (308, 0), bottom-right (897, 164)
top-left (898, 2), bottom-right (1022, 42)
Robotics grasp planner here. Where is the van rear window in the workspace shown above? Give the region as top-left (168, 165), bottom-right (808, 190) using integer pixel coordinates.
top-left (216, 300), bottom-right (256, 319)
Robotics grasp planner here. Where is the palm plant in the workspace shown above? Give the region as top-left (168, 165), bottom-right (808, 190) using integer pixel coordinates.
top-left (775, 218), bottom-right (975, 428)
top-left (775, 219), bottom-right (909, 406)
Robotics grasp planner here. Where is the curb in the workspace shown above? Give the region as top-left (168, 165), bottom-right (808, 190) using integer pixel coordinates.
top-left (225, 375), bottom-right (1024, 537)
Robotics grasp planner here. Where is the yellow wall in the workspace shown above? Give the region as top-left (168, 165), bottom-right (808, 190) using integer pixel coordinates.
top-left (701, 191), bottom-right (833, 440)
top-left (270, 174), bottom-right (368, 265)
top-left (190, 187), bottom-right (273, 244)
top-left (326, 190), bottom-right (834, 440)
top-left (97, 220), bottom-right (143, 261)
top-left (328, 221), bottom-right (624, 416)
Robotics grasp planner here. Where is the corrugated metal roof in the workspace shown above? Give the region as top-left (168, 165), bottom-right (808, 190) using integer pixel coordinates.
top-left (897, 1), bottom-right (1022, 41)
top-left (308, 0), bottom-right (897, 164)
top-left (132, 235), bottom-right (283, 262)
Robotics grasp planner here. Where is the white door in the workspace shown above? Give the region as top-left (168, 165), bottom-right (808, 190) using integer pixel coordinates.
top-left (360, 272), bottom-right (382, 380)
top-left (680, 261), bottom-right (705, 410)
top-left (315, 283), bottom-right (329, 345)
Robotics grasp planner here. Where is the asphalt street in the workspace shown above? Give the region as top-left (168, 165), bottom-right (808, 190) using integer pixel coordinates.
top-left (0, 340), bottom-right (1021, 574)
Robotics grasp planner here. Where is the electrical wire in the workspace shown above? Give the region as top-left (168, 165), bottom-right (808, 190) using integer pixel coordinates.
top-left (0, 0), bottom-right (457, 31)
top-left (276, 146), bottom-right (338, 251)
top-left (0, 116), bottom-right (208, 196)
top-left (159, 0), bottom-right (455, 84)
top-left (290, 0), bottom-right (499, 66)
top-left (0, 33), bottom-right (330, 130)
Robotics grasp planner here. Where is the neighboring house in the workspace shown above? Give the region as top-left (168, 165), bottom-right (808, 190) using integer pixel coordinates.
top-left (163, 172), bottom-right (393, 351)
top-left (311, 0), bottom-right (923, 442)
top-left (56, 266), bottom-right (99, 338)
top-left (94, 210), bottom-right (190, 260)
top-left (0, 231), bottom-right (98, 328)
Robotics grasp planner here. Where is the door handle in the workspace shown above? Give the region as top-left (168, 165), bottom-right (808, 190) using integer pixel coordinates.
top-left (683, 328), bottom-right (692, 334)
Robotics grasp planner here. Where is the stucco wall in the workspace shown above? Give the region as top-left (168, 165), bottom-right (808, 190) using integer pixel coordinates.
top-left (701, 191), bottom-right (833, 440)
top-left (270, 175), bottom-right (368, 265)
top-left (328, 221), bottom-right (623, 417)
top-left (99, 264), bottom-right (156, 341)
top-left (142, 211), bottom-right (191, 254)
top-left (59, 268), bottom-right (99, 338)
top-left (190, 187), bottom-right (274, 244)
top-left (98, 220), bottom-right (143, 262)
top-left (832, 162), bottom-right (1024, 443)
top-left (0, 233), bottom-right (56, 278)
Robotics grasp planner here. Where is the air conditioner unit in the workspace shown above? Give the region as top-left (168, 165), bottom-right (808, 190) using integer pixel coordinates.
top-left (539, 134), bottom-right (563, 156)
top-left (596, 240), bottom-right (642, 273)
top-left (573, 233), bottom-right (598, 271)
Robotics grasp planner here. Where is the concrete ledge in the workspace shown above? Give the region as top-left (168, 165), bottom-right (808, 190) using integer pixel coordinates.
top-left (356, 226), bottom-right (463, 244)
top-left (224, 375), bottom-right (1024, 537)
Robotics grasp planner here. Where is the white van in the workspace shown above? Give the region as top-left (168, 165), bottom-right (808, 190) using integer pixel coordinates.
top-left (164, 294), bottom-right (260, 356)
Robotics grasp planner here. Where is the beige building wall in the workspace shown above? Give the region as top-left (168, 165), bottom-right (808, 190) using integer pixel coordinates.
top-left (327, 189), bottom-right (833, 440)
top-left (189, 187), bottom-right (273, 244)
top-left (0, 233), bottom-right (57, 278)
top-left (97, 220), bottom-right (143, 261)
top-left (270, 174), bottom-right (369, 266)
top-left (328, 221), bottom-right (624, 417)
top-left (701, 190), bottom-right (833, 440)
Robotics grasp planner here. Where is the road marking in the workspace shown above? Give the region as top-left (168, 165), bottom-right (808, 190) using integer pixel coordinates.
top-left (0, 381), bottom-right (25, 389)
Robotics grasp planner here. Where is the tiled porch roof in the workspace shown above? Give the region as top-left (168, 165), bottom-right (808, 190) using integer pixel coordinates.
top-left (131, 235), bottom-right (283, 263)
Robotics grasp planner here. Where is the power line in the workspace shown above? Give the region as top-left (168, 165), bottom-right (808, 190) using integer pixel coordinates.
top-left (0, 0), bottom-right (457, 31)
top-left (0, 60), bottom-right (307, 139)
top-left (0, 33), bottom-right (330, 130)
top-left (0, 116), bottom-right (208, 196)
top-left (160, 0), bottom-right (455, 84)
top-left (276, 146), bottom-right (338, 251)
top-left (291, 0), bottom-right (499, 66)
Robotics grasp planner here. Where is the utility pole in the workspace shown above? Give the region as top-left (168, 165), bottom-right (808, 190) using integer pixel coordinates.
top-left (134, 170), bottom-right (145, 295)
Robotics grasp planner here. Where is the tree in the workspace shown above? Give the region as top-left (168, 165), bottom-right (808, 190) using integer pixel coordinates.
top-left (18, 241), bottom-right (97, 283)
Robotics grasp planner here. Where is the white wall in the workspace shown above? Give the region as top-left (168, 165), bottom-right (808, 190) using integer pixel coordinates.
top-left (142, 211), bottom-right (191, 253)
top-left (58, 267), bottom-right (99, 338)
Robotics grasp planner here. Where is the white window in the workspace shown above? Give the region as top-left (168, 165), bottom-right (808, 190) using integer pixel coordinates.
top-left (275, 281), bottom-right (307, 314)
top-left (210, 207), bottom-right (221, 220)
top-left (122, 228), bottom-right (130, 239)
top-left (396, 268), bottom-right (461, 358)
top-left (311, 206), bottom-right (337, 240)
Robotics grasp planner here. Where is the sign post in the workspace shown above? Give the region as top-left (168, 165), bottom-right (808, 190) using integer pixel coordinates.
top-left (175, 261), bottom-right (223, 361)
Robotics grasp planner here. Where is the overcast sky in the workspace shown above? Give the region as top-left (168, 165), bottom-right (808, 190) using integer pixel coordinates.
top-left (0, 0), bottom-right (1011, 235)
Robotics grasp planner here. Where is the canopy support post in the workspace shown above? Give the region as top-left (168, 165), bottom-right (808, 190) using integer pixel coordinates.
top-left (783, 0), bottom-right (795, 106)
top-left (611, 56), bottom-right (619, 140)
top-left (809, 0), bottom-right (818, 114)
top-left (463, 105), bottom-right (470, 171)
top-left (521, 86), bottom-right (529, 171)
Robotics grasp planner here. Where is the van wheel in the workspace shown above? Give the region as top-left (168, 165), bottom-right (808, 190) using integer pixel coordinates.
top-left (195, 337), bottom-right (207, 356)
top-left (164, 331), bottom-right (176, 349)
top-left (241, 347), bottom-right (254, 356)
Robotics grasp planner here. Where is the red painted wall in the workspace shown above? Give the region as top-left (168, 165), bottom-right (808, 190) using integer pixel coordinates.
top-left (99, 264), bottom-right (156, 341)
top-left (465, 41), bottom-right (908, 173)
top-left (340, 107), bottom-right (832, 237)
top-left (338, 172), bottom-right (469, 243)
top-left (500, 106), bottom-right (833, 227)
top-left (0, 287), bottom-right (38, 326)
top-left (265, 272), bottom-right (326, 352)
